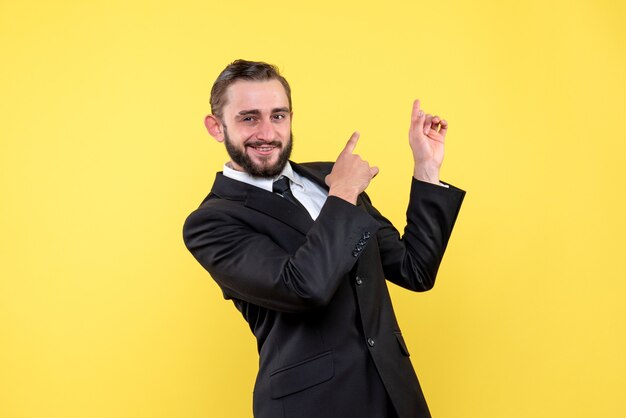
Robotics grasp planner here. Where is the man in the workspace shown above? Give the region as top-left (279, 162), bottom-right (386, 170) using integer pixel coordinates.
top-left (183, 60), bottom-right (464, 418)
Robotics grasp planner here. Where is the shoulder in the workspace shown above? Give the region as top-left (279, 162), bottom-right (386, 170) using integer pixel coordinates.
top-left (183, 173), bottom-right (248, 232)
top-left (183, 193), bottom-right (249, 251)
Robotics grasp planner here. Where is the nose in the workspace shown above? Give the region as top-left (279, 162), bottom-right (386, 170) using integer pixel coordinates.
top-left (255, 118), bottom-right (276, 141)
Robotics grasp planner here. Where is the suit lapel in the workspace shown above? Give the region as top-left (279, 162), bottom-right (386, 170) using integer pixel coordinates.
top-left (209, 170), bottom-right (314, 235)
top-left (244, 187), bottom-right (314, 235)
top-left (208, 161), bottom-right (367, 235)
top-left (208, 161), bottom-right (371, 238)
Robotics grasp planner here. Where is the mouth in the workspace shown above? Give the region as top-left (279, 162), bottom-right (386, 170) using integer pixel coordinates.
top-left (246, 141), bottom-right (281, 156)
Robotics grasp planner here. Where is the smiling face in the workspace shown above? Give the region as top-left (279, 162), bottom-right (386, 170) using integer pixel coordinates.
top-left (205, 79), bottom-right (293, 178)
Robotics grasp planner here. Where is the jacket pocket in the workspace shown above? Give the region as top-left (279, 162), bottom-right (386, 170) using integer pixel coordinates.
top-left (270, 351), bottom-right (334, 399)
top-left (394, 331), bottom-right (411, 357)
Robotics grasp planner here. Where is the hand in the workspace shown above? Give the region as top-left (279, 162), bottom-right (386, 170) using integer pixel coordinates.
top-left (409, 99), bottom-right (447, 184)
top-left (325, 132), bottom-right (379, 205)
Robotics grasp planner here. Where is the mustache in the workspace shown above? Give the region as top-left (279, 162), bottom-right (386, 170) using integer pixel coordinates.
top-left (245, 139), bottom-right (282, 147)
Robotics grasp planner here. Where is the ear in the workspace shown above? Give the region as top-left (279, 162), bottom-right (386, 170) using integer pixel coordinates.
top-left (204, 115), bottom-right (225, 143)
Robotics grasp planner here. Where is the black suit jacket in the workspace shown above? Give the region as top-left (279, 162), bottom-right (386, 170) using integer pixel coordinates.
top-left (183, 162), bottom-right (465, 418)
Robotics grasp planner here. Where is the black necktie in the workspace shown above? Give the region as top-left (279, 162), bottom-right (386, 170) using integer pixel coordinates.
top-left (273, 177), bottom-right (307, 212)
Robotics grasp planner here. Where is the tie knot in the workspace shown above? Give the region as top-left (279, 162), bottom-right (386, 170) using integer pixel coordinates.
top-left (272, 177), bottom-right (291, 195)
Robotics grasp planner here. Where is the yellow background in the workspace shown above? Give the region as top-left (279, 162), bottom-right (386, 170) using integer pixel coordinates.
top-left (1, 0), bottom-right (625, 417)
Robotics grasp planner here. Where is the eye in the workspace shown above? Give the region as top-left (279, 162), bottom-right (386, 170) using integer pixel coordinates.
top-left (241, 116), bottom-right (257, 123)
top-left (272, 114), bottom-right (286, 120)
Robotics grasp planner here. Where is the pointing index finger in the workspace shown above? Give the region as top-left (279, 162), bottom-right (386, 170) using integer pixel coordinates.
top-left (410, 99), bottom-right (426, 132)
top-left (342, 131), bottom-right (360, 155)
top-left (411, 99), bottom-right (421, 126)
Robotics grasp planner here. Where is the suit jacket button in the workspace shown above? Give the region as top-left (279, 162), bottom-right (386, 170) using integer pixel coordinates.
top-left (355, 276), bottom-right (363, 286)
top-left (367, 338), bottom-right (375, 347)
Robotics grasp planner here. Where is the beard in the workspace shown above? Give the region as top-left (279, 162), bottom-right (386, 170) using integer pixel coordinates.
top-left (224, 128), bottom-right (293, 178)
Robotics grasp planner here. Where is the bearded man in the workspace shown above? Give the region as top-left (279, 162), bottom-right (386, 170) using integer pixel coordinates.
top-left (183, 59), bottom-right (465, 418)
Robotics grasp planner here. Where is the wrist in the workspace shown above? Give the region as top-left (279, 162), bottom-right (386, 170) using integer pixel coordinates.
top-left (328, 185), bottom-right (359, 205)
top-left (413, 164), bottom-right (440, 185)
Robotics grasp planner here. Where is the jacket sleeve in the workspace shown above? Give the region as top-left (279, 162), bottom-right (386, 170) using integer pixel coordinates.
top-left (183, 196), bottom-right (380, 313)
top-left (362, 178), bottom-right (465, 291)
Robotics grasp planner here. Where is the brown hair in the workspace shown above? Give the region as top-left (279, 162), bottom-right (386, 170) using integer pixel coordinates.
top-left (210, 59), bottom-right (292, 119)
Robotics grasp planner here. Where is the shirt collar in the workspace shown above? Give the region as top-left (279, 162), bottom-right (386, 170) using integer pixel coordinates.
top-left (222, 161), bottom-right (302, 193)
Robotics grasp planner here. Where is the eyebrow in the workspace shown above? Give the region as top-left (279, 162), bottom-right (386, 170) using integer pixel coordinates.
top-left (237, 107), bottom-right (290, 116)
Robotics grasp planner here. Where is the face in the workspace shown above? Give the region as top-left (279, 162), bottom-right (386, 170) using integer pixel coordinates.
top-left (209, 79), bottom-right (293, 178)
